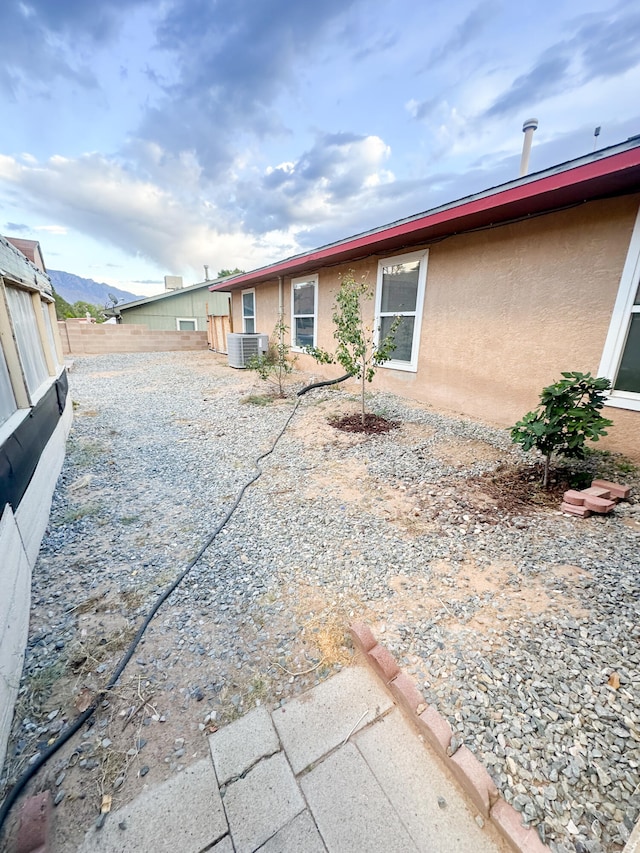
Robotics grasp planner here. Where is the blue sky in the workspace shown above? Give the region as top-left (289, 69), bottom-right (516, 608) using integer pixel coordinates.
top-left (1, 0), bottom-right (639, 296)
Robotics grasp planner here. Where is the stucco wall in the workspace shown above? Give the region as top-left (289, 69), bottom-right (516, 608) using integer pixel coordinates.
top-left (58, 320), bottom-right (208, 355)
top-left (235, 194), bottom-right (640, 460)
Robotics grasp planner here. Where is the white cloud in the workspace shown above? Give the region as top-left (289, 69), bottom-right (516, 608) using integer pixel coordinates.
top-left (34, 224), bottom-right (68, 234)
top-left (0, 151), bottom-right (292, 276)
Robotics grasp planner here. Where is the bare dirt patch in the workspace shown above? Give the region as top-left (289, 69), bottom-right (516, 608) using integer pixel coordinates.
top-left (430, 436), bottom-right (504, 467)
top-left (384, 557), bottom-right (590, 640)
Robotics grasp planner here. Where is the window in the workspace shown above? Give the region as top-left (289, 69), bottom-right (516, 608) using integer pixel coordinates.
top-left (375, 250), bottom-right (428, 372)
top-left (599, 207), bottom-right (640, 411)
top-left (41, 300), bottom-right (61, 369)
top-left (242, 289), bottom-right (256, 333)
top-left (292, 275), bottom-right (317, 349)
top-left (6, 286), bottom-right (49, 394)
top-left (0, 346), bottom-right (16, 427)
top-left (176, 318), bottom-right (197, 331)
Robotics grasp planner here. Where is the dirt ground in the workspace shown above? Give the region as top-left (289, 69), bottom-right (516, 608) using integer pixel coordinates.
top-left (1, 352), bottom-right (637, 852)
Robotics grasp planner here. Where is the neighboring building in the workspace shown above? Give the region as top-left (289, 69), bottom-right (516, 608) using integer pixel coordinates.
top-left (114, 275), bottom-right (231, 332)
top-left (211, 137), bottom-right (640, 460)
top-left (0, 236), bottom-right (71, 771)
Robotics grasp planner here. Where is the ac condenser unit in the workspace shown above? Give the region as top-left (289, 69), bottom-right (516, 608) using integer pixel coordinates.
top-left (227, 333), bottom-right (269, 368)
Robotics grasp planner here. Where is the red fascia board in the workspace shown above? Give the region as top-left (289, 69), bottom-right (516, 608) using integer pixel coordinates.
top-left (210, 148), bottom-right (640, 292)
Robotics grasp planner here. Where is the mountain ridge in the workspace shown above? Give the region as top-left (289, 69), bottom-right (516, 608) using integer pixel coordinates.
top-left (49, 270), bottom-right (143, 307)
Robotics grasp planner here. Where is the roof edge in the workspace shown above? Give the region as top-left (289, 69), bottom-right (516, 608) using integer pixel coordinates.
top-left (211, 135), bottom-right (640, 291)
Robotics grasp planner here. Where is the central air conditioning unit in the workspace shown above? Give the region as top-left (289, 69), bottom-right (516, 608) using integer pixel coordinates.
top-left (227, 333), bottom-right (269, 368)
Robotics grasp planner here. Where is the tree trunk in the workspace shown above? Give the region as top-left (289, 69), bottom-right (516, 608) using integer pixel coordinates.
top-left (543, 454), bottom-right (550, 489)
top-left (361, 370), bottom-right (366, 428)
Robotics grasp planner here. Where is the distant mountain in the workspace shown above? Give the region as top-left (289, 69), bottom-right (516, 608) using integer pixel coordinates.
top-left (48, 270), bottom-right (142, 308)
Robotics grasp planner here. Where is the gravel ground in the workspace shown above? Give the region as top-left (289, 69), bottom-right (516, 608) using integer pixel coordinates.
top-left (2, 350), bottom-right (639, 853)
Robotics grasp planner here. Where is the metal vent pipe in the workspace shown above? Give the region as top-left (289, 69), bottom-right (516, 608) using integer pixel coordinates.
top-left (519, 118), bottom-right (539, 176)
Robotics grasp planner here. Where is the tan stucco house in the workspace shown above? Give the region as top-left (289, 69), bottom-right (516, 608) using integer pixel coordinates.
top-left (211, 137), bottom-right (640, 461)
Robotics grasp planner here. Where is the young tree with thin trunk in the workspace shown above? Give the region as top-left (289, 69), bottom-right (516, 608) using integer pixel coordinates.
top-left (306, 271), bottom-right (400, 426)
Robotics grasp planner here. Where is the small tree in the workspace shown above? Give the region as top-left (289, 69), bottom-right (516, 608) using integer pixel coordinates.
top-left (510, 372), bottom-right (613, 488)
top-left (306, 271), bottom-right (400, 427)
top-left (247, 317), bottom-right (295, 397)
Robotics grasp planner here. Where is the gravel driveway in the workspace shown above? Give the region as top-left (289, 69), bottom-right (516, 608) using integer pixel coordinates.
top-left (2, 351), bottom-right (639, 853)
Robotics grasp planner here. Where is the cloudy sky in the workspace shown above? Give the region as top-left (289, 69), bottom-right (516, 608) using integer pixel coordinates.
top-left (1, 0), bottom-right (639, 296)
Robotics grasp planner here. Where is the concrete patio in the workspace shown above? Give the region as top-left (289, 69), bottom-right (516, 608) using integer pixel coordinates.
top-left (77, 663), bottom-right (508, 853)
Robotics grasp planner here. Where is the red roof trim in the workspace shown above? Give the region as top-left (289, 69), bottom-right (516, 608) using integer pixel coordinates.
top-left (210, 145), bottom-right (640, 291)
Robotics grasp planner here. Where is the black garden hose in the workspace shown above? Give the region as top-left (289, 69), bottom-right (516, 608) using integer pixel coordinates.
top-left (0, 371), bottom-right (355, 839)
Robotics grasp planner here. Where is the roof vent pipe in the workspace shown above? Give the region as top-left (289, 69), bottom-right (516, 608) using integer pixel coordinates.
top-left (519, 118), bottom-right (538, 177)
top-left (204, 264), bottom-right (210, 281)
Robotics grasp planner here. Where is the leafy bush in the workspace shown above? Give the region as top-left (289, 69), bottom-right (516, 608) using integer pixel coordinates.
top-left (306, 271), bottom-right (399, 426)
top-left (510, 372), bottom-right (613, 488)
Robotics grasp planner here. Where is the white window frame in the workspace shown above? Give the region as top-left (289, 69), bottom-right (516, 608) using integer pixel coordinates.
top-left (0, 343), bottom-right (17, 431)
top-left (291, 274), bottom-right (318, 351)
top-left (374, 249), bottom-right (428, 373)
top-left (598, 206), bottom-right (640, 412)
top-left (176, 317), bottom-right (197, 331)
top-left (5, 284), bottom-right (50, 400)
top-left (241, 288), bottom-right (256, 333)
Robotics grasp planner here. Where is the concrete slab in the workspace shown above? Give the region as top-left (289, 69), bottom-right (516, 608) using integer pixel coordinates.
top-left (355, 710), bottom-right (507, 853)
top-left (78, 758), bottom-right (227, 853)
top-left (211, 836), bottom-right (234, 852)
top-left (300, 742), bottom-right (418, 853)
top-left (258, 810), bottom-right (327, 853)
top-left (272, 664), bottom-right (392, 774)
top-left (209, 704), bottom-right (280, 785)
top-left (222, 752), bottom-right (305, 853)
top-left (624, 817), bottom-right (640, 853)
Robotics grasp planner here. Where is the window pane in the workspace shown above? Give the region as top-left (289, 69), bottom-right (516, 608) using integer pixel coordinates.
top-left (295, 316), bottom-right (314, 348)
top-left (293, 282), bottom-right (314, 315)
top-left (41, 302), bottom-right (60, 368)
top-left (244, 317), bottom-right (255, 333)
top-left (178, 319), bottom-right (196, 331)
top-left (6, 287), bottom-right (48, 393)
top-left (381, 315), bottom-right (414, 362)
top-left (242, 292), bottom-right (255, 317)
top-left (381, 261), bottom-right (420, 313)
top-left (614, 313), bottom-right (640, 393)
top-left (0, 346), bottom-right (17, 425)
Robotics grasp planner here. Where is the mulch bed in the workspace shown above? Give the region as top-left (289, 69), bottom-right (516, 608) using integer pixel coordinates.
top-left (329, 413), bottom-right (400, 434)
top-left (471, 462), bottom-right (592, 513)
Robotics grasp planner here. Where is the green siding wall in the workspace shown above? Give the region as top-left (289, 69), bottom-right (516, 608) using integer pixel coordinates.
top-left (119, 289), bottom-right (230, 332)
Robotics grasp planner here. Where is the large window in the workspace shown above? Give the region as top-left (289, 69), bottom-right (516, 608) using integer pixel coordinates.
top-left (375, 250), bottom-right (428, 372)
top-left (242, 289), bottom-right (256, 333)
top-left (6, 286), bottom-right (49, 395)
top-left (599, 208), bottom-right (640, 410)
top-left (0, 347), bottom-right (16, 427)
top-left (292, 275), bottom-right (317, 349)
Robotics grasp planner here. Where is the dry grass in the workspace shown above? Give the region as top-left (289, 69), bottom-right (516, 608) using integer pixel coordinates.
top-left (67, 627), bottom-right (136, 676)
top-left (303, 612), bottom-right (353, 669)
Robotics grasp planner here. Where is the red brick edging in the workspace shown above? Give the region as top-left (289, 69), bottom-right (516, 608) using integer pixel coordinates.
top-left (13, 790), bottom-right (52, 853)
top-left (350, 623), bottom-right (549, 853)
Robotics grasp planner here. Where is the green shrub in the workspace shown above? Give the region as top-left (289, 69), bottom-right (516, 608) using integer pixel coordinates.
top-left (510, 372), bottom-right (612, 488)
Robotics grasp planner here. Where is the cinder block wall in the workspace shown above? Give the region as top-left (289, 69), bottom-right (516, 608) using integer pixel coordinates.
top-left (57, 320), bottom-right (208, 355)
